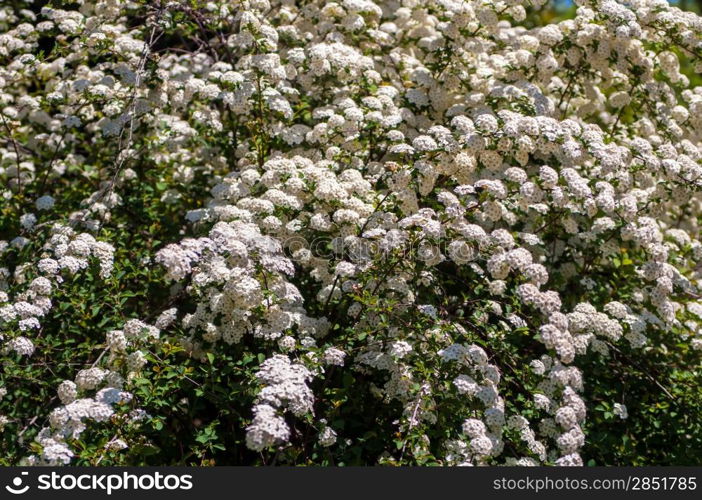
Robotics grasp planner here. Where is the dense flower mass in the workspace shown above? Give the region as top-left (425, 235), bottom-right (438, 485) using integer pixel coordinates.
top-left (0, 0), bottom-right (701, 466)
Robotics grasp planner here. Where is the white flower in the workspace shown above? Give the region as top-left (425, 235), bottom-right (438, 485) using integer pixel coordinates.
top-left (389, 341), bottom-right (412, 359)
top-left (318, 426), bottom-right (337, 447)
top-left (613, 403), bottom-right (628, 420)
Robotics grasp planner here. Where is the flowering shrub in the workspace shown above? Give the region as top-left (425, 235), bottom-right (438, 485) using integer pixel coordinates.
top-left (1, 0), bottom-right (701, 466)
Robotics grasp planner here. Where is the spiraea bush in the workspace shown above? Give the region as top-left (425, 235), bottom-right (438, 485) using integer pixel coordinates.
top-left (0, 0), bottom-right (701, 466)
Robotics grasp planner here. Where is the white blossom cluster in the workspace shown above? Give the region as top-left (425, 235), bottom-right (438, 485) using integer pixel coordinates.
top-left (1, 224), bottom-right (114, 357)
top-left (27, 317), bottom-right (162, 465)
top-left (246, 355), bottom-right (315, 451)
top-left (0, 0), bottom-right (701, 465)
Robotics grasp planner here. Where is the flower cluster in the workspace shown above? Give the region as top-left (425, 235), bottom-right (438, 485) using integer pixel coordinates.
top-left (1, 224), bottom-right (114, 357)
